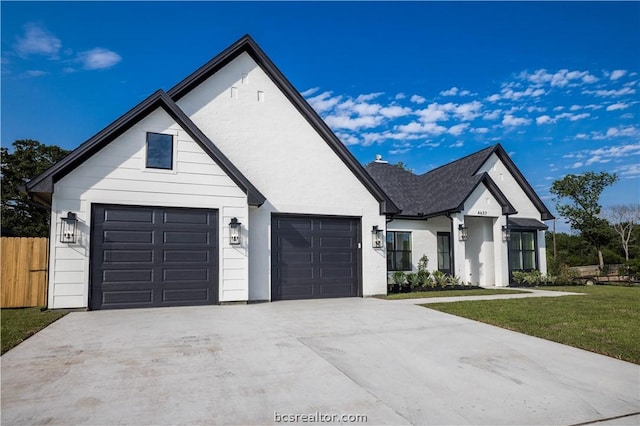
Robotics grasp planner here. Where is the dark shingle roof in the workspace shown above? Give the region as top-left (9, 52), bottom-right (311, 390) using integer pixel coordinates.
top-left (365, 144), bottom-right (554, 220)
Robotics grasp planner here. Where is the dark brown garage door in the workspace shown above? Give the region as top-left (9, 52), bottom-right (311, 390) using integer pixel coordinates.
top-left (90, 204), bottom-right (218, 310)
top-left (271, 215), bottom-right (360, 301)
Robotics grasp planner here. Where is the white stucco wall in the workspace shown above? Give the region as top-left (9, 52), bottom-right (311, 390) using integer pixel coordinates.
top-left (48, 107), bottom-right (249, 309)
top-left (177, 52), bottom-right (387, 299)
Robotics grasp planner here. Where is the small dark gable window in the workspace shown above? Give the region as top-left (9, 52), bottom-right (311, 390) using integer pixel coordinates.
top-left (146, 132), bottom-right (173, 169)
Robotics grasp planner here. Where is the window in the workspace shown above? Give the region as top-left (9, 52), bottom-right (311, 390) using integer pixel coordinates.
top-left (509, 231), bottom-right (537, 272)
top-left (437, 232), bottom-right (452, 275)
top-left (146, 132), bottom-right (173, 170)
top-left (387, 231), bottom-right (411, 271)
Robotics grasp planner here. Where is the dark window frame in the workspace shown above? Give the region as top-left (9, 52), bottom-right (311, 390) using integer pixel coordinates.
top-left (437, 232), bottom-right (452, 275)
top-left (146, 132), bottom-right (174, 170)
top-left (386, 231), bottom-right (412, 271)
top-left (509, 230), bottom-right (539, 273)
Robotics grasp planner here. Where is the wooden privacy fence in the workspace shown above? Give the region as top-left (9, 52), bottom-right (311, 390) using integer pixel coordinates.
top-left (1, 237), bottom-right (49, 308)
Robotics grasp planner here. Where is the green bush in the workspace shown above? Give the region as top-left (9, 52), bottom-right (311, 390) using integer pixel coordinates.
top-left (406, 273), bottom-right (421, 290)
top-left (621, 258), bottom-right (640, 280)
top-left (417, 255), bottom-right (429, 272)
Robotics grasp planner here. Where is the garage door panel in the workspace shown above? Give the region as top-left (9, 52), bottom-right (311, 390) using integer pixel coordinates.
top-left (103, 250), bottom-right (154, 263)
top-left (163, 250), bottom-right (209, 263)
top-left (104, 209), bottom-right (154, 223)
top-left (91, 205), bottom-right (218, 310)
top-left (319, 236), bottom-right (355, 248)
top-left (103, 269), bottom-right (153, 283)
top-left (103, 230), bottom-right (154, 244)
top-left (163, 231), bottom-right (209, 244)
top-left (163, 211), bottom-right (210, 224)
top-left (272, 215), bottom-right (359, 301)
top-left (102, 290), bottom-right (154, 306)
top-left (163, 269), bottom-right (209, 282)
top-left (163, 288), bottom-right (209, 303)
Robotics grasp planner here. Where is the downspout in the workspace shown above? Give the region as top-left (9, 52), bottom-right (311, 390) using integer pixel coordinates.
top-left (446, 213), bottom-right (455, 277)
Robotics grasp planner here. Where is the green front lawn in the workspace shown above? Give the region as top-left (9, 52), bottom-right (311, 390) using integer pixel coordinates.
top-left (381, 288), bottom-right (529, 300)
top-left (425, 285), bottom-right (640, 364)
top-left (1, 308), bottom-right (68, 354)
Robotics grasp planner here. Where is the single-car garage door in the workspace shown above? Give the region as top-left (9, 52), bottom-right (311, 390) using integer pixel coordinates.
top-left (90, 204), bottom-right (218, 310)
top-left (271, 215), bottom-right (360, 301)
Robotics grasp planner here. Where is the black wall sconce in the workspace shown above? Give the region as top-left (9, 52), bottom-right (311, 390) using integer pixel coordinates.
top-left (458, 223), bottom-right (468, 241)
top-left (229, 217), bottom-right (241, 245)
top-left (502, 225), bottom-right (511, 242)
top-left (60, 212), bottom-right (78, 243)
top-left (372, 225), bottom-right (383, 248)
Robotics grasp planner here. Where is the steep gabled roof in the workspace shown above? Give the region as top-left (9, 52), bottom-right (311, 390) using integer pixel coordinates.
top-left (167, 34), bottom-right (400, 215)
top-left (27, 90), bottom-right (266, 207)
top-left (365, 143), bottom-right (553, 220)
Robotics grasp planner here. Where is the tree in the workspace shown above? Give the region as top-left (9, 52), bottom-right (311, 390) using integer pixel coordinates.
top-left (602, 204), bottom-right (640, 261)
top-left (550, 171), bottom-right (619, 268)
top-left (393, 161), bottom-right (413, 172)
top-left (1, 139), bottom-right (70, 236)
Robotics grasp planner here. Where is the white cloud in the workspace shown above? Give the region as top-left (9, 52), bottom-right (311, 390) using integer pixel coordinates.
top-left (324, 114), bottom-right (383, 131)
top-left (379, 105), bottom-right (411, 118)
top-left (569, 105), bottom-right (582, 111)
top-left (14, 23), bottom-right (61, 58)
top-left (606, 102), bottom-right (630, 111)
top-left (449, 141), bottom-right (464, 148)
top-left (610, 70), bottom-right (627, 80)
top-left (396, 121), bottom-right (447, 135)
top-left (308, 91), bottom-right (342, 113)
top-left (520, 68), bottom-right (598, 87)
top-left (582, 87), bottom-right (636, 97)
top-left (410, 95), bottom-right (427, 104)
top-left (536, 115), bottom-right (554, 125)
top-left (605, 126), bottom-right (639, 138)
top-left (486, 94), bottom-right (501, 102)
top-left (454, 101), bottom-right (483, 121)
top-left (356, 92), bottom-right (384, 102)
top-left (440, 87), bottom-right (474, 97)
top-left (389, 148), bottom-right (412, 155)
top-left (301, 87), bottom-right (320, 97)
top-left (570, 161), bottom-right (584, 169)
top-left (554, 112), bottom-right (590, 121)
top-left (615, 163), bottom-right (640, 178)
top-left (77, 48), bottom-right (122, 70)
top-left (416, 102), bottom-right (453, 123)
top-left (335, 132), bottom-right (360, 146)
top-left (502, 114), bottom-right (531, 127)
top-left (395, 93), bottom-right (406, 100)
top-left (471, 127), bottom-right (489, 134)
top-left (482, 109), bottom-right (501, 120)
top-left (448, 123), bottom-right (469, 136)
top-left (553, 106), bottom-right (564, 112)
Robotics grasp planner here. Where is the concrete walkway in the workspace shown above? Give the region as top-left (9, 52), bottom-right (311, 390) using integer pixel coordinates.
top-left (2, 297), bottom-right (638, 425)
top-left (390, 287), bottom-right (585, 304)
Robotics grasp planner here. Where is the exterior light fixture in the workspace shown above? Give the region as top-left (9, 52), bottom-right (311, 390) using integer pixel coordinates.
top-left (502, 225), bottom-right (511, 242)
top-left (458, 223), bottom-right (468, 241)
top-left (229, 217), bottom-right (241, 245)
top-left (372, 225), bottom-right (383, 248)
top-left (60, 212), bottom-right (78, 243)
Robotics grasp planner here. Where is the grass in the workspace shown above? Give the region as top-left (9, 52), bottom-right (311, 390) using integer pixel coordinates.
top-left (1, 307), bottom-right (68, 355)
top-left (424, 285), bottom-right (640, 364)
top-left (381, 288), bottom-right (529, 300)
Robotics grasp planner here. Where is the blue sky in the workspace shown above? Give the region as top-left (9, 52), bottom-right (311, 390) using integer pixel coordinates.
top-left (2, 2), bottom-right (639, 231)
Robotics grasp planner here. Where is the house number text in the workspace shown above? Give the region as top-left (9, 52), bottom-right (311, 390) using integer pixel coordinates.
top-left (476, 210), bottom-right (488, 215)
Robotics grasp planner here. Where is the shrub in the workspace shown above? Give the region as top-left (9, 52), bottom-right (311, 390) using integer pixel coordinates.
top-left (621, 258), bottom-right (640, 281)
top-left (417, 255), bottom-right (429, 272)
top-left (432, 270), bottom-right (449, 288)
top-left (417, 270), bottom-right (432, 289)
top-left (406, 273), bottom-right (421, 290)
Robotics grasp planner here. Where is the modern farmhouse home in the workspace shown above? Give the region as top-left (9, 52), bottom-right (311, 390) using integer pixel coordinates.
top-left (366, 145), bottom-right (554, 287)
top-left (28, 35), bottom-right (552, 310)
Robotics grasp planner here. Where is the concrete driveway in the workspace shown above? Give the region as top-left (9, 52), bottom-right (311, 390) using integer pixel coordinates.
top-left (2, 298), bottom-right (639, 425)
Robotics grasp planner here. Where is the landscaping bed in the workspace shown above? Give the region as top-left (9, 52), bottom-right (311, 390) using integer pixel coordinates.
top-left (382, 288), bottom-right (529, 300)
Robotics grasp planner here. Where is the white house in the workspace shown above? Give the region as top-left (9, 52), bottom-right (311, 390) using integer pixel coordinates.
top-left (27, 35), bottom-right (399, 310)
top-left (27, 35), bottom-right (552, 310)
top-left (365, 145), bottom-right (554, 287)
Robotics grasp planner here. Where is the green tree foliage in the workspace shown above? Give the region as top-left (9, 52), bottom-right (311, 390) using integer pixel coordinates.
top-left (550, 172), bottom-right (619, 267)
top-left (1, 139), bottom-right (70, 236)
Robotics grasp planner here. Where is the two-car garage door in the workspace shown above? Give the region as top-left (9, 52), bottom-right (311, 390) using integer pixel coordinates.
top-left (90, 205), bottom-right (218, 310)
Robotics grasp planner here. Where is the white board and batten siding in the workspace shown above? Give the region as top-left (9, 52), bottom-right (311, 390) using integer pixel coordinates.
top-left (177, 52), bottom-right (388, 300)
top-left (48, 107), bottom-right (249, 309)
